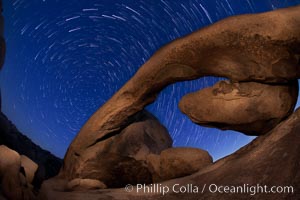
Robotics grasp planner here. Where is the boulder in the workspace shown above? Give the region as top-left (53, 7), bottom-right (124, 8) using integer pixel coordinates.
top-left (0, 146), bottom-right (37, 200)
top-left (21, 155), bottom-right (38, 184)
top-left (179, 80), bottom-right (298, 135)
top-left (0, 145), bottom-right (20, 176)
top-left (1, 165), bottom-right (23, 200)
top-left (62, 110), bottom-right (172, 187)
top-left (104, 110), bottom-right (172, 161)
top-left (75, 153), bottom-right (153, 188)
top-left (65, 178), bottom-right (107, 191)
top-left (147, 147), bottom-right (213, 182)
top-left (1, 159), bottom-right (36, 200)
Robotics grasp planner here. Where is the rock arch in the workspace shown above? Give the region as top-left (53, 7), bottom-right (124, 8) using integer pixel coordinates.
top-left (61, 6), bottom-right (300, 184)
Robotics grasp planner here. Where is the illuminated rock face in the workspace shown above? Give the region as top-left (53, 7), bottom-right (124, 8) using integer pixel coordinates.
top-left (62, 6), bottom-right (300, 182)
top-left (146, 147), bottom-right (213, 182)
top-left (67, 110), bottom-right (173, 188)
top-left (0, 145), bottom-right (36, 200)
top-left (179, 80), bottom-right (298, 135)
top-left (1, 1), bottom-right (300, 199)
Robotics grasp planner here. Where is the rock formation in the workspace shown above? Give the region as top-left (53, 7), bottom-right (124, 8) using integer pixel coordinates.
top-left (40, 107), bottom-right (300, 200)
top-left (53, 110), bottom-right (211, 192)
top-left (0, 145), bottom-right (36, 200)
top-left (58, 110), bottom-right (211, 191)
top-left (146, 147), bottom-right (212, 182)
top-left (92, 110), bottom-right (172, 161)
top-left (1, 2), bottom-right (300, 200)
top-left (63, 110), bottom-right (173, 188)
top-left (61, 5), bottom-right (300, 183)
top-left (20, 155), bottom-right (39, 184)
top-left (179, 80), bottom-right (298, 135)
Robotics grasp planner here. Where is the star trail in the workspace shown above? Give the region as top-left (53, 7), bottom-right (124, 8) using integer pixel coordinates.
top-left (0, 0), bottom-right (299, 159)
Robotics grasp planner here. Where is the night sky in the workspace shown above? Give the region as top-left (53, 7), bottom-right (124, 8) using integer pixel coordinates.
top-left (0, 0), bottom-right (299, 160)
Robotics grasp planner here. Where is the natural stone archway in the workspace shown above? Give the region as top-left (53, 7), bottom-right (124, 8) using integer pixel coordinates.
top-left (61, 5), bottom-right (300, 181)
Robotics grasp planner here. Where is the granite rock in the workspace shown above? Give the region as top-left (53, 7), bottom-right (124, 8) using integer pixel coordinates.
top-left (62, 5), bottom-right (300, 179)
top-left (179, 80), bottom-right (298, 135)
top-left (147, 147), bottom-right (213, 182)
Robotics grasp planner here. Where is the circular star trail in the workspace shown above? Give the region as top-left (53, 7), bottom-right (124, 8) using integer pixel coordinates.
top-left (1, 0), bottom-right (299, 159)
